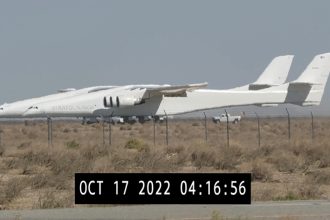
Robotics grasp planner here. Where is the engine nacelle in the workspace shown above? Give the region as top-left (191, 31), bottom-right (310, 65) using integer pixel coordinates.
top-left (116, 96), bottom-right (143, 107)
top-left (103, 96), bottom-right (114, 107)
top-left (103, 96), bottom-right (143, 108)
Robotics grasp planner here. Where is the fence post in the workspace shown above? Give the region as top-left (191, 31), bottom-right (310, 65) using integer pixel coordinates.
top-left (217, 115), bottom-right (222, 148)
top-left (0, 128), bottom-right (2, 148)
top-left (311, 111), bottom-right (314, 141)
top-left (255, 112), bottom-right (261, 147)
top-left (47, 117), bottom-right (53, 147)
top-left (225, 109), bottom-right (230, 148)
top-left (203, 112), bottom-right (208, 143)
top-left (285, 108), bottom-right (291, 141)
top-left (153, 115), bottom-right (156, 146)
top-left (102, 118), bottom-right (105, 148)
top-left (108, 116), bottom-right (112, 146)
top-left (164, 111), bottom-right (169, 146)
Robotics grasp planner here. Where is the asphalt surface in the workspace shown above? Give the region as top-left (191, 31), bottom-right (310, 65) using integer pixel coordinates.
top-left (1, 200), bottom-right (330, 220)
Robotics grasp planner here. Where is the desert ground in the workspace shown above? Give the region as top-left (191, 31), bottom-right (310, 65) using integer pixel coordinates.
top-left (0, 117), bottom-right (330, 210)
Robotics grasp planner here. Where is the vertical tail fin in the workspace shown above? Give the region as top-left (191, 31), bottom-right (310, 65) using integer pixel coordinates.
top-left (232, 55), bottom-right (294, 91)
top-left (249, 55), bottom-right (294, 90)
top-left (287, 53), bottom-right (330, 106)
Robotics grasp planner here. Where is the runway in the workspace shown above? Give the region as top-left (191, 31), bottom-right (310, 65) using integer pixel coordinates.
top-left (1, 200), bottom-right (330, 219)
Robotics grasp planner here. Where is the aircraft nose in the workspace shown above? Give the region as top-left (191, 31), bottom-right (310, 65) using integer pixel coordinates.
top-left (0, 107), bottom-right (5, 116)
top-left (0, 106), bottom-right (18, 117)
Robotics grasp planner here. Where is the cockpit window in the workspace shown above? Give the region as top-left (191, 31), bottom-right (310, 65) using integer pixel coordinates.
top-left (28, 106), bottom-right (38, 110)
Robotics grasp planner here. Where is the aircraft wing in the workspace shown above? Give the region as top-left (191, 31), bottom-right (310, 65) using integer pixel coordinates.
top-left (87, 86), bottom-right (118, 93)
top-left (145, 82), bottom-right (208, 97)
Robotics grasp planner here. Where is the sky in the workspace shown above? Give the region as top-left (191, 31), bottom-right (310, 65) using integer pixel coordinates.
top-left (0, 0), bottom-right (329, 116)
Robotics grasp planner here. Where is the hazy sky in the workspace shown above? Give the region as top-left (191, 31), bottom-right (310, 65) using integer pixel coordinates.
top-left (0, 0), bottom-right (329, 115)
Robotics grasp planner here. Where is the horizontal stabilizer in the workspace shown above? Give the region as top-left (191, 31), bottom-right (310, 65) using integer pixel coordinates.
top-left (289, 82), bottom-right (321, 86)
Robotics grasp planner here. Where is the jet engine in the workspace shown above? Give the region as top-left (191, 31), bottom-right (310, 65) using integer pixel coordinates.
top-left (103, 96), bottom-right (144, 108)
top-left (103, 96), bottom-right (114, 108)
top-left (115, 96), bottom-right (143, 107)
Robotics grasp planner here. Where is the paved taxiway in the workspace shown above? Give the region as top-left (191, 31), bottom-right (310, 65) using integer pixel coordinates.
top-left (1, 200), bottom-right (330, 219)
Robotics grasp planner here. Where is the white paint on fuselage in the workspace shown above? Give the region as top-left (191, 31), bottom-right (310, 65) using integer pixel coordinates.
top-left (18, 83), bottom-right (324, 117)
top-left (0, 86), bottom-right (116, 118)
top-left (22, 85), bottom-right (171, 117)
top-left (22, 85), bottom-right (296, 117)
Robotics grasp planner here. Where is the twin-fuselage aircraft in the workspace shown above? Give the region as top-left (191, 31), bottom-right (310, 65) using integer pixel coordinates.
top-left (0, 53), bottom-right (329, 120)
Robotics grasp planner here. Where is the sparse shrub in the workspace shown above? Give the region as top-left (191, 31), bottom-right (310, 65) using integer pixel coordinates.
top-left (81, 145), bottom-right (108, 161)
top-left (192, 122), bottom-right (199, 126)
top-left (21, 163), bottom-right (33, 175)
top-left (30, 173), bottom-right (48, 189)
top-left (35, 190), bottom-right (70, 209)
top-left (119, 125), bottom-right (132, 131)
top-left (297, 184), bottom-right (321, 199)
top-left (251, 160), bottom-right (273, 182)
top-left (0, 178), bottom-right (26, 204)
top-left (133, 148), bottom-right (173, 172)
top-left (63, 128), bottom-right (70, 133)
top-left (22, 150), bottom-right (52, 167)
top-left (50, 151), bottom-right (90, 176)
top-left (27, 131), bottom-right (37, 139)
top-left (248, 145), bottom-right (274, 160)
top-left (165, 145), bottom-right (185, 155)
top-left (111, 149), bottom-right (136, 171)
top-left (267, 151), bottom-right (299, 173)
top-left (5, 158), bottom-right (20, 169)
top-left (191, 148), bottom-right (216, 169)
top-left (253, 186), bottom-right (275, 201)
top-left (0, 145), bottom-right (4, 157)
top-left (274, 191), bottom-right (299, 201)
top-left (66, 140), bottom-right (79, 149)
top-left (214, 145), bottom-right (243, 170)
top-left (304, 143), bottom-right (330, 168)
top-left (17, 142), bottom-right (31, 149)
top-left (306, 170), bottom-right (330, 185)
top-left (20, 128), bottom-right (28, 135)
top-left (48, 175), bottom-right (71, 190)
top-left (273, 183), bottom-right (322, 201)
top-left (92, 156), bottom-right (113, 172)
top-left (125, 138), bottom-right (149, 152)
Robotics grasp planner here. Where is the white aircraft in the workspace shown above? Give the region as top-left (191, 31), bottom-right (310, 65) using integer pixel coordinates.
top-left (0, 86), bottom-right (117, 118)
top-left (22, 53), bottom-right (329, 118)
top-left (0, 55), bottom-right (293, 118)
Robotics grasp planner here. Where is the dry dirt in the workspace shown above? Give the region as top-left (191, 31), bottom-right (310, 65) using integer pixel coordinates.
top-left (0, 117), bottom-right (330, 210)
